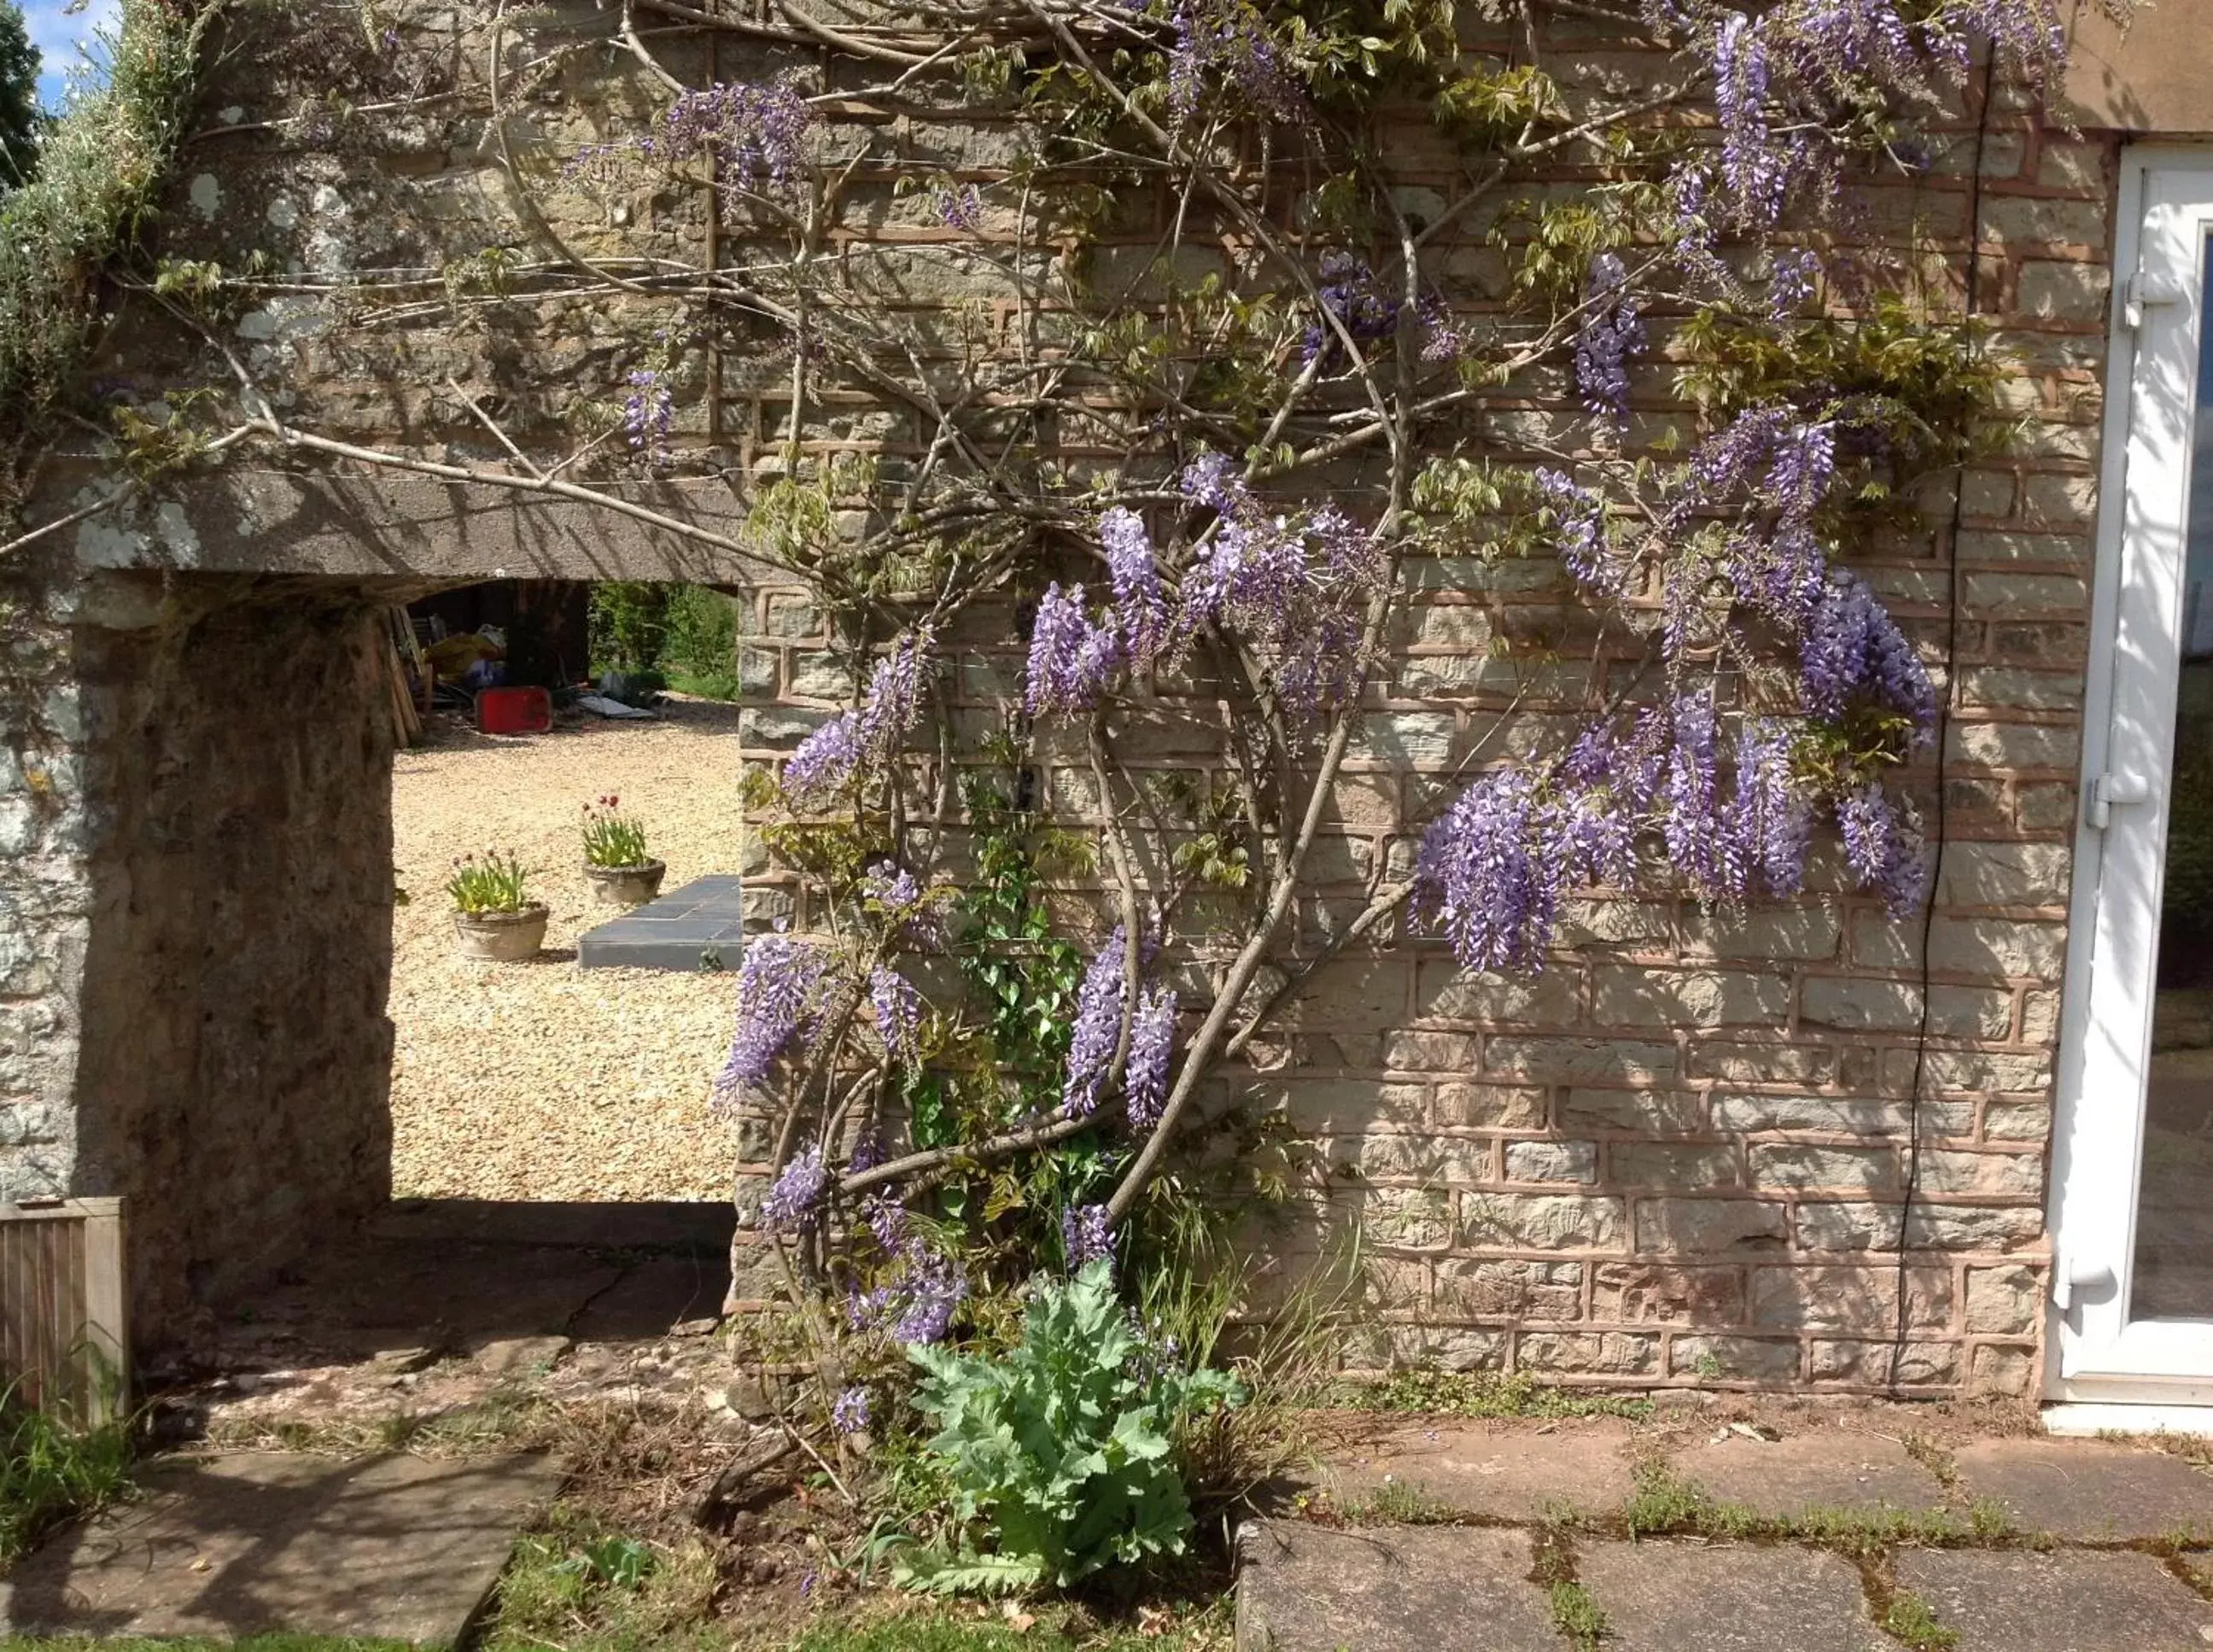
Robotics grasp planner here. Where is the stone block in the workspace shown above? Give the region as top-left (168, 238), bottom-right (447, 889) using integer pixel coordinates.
top-left (1792, 1200), bottom-right (2045, 1252)
top-left (1591, 1263), bottom-right (1745, 1323)
top-left (1850, 911), bottom-right (2065, 978)
top-left (1518, 1329), bottom-right (1662, 1376)
top-left (1562, 1088), bottom-right (1706, 1132)
top-left (1667, 1429), bottom-right (1947, 1515)
top-left (1798, 977), bottom-right (2014, 1037)
top-left (1435, 1083), bottom-right (1549, 1128)
top-left (1313, 1418), bottom-right (1636, 1521)
top-left (1607, 1141), bottom-right (1741, 1190)
top-left (1502, 1139), bottom-right (1597, 1183)
top-left (1415, 960), bottom-right (1582, 1025)
top-left (1484, 1036), bottom-right (1678, 1082)
top-left (1234, 1521), bottom-right (1560, 1652)
top-left (1459, 1191), bottom-right (1625, 1252)
top-left (1895, 1550), bottom-right (2213, 1651)
top-left (1935, 840), bottom-right (2072, 907)
top-left (1591, 966), bottom-right (1791, 1028)
top-left (1749, 1264), bottom-right (1952, 1332)
top-left (1573, 1540), bottom-right (1883, 1651)
top-left (1749, 1144), bottom-right (1896, 1194)
top-left (1667, 1334), bottom-right (1802, 1382)
top-left (1632, 1197), bottom-right (1790, 1254)
top-left (1953, 1439), bottom-right (2213, 1541)
top-left (1687, 1042), bottom-right (1837, 1084)
top-left (0, 1452), bottom-right (563, 1643)
top-left (1807, 1338), bottom-right (1960, 1386)
top-left (1433, 1257), bottom-right (1584, 1320)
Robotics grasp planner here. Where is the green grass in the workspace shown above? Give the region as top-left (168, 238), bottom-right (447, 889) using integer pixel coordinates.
top-left (1545, 1580), bottom-right (1609, 1650)
top-left (1616, 1462), bottom-right (2019, 1554)
top-left (0, 1392), bottom-right (133, 1563)
top-left (664, 668), bottom-right (741, 702)
top-left (1338, 1369), bottom-right (1652, 1422)
top-left (1880, 1591), bottom-right (1959, 1651)
top-left (785, 1614), bottom-right (1223, 1651)
top-left (0, 1641), bottom-right (409, 1652)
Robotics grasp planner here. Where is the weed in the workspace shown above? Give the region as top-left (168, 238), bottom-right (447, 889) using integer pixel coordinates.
top-left (1352, 1479), bottom-right (1458, 1525)
top-left (1613, 1462), bottom-right (2023, 1555)
top-left (1900, 1433), bottom-right (1958, 1489)
top-left (488, 1505), bottom-right (717, 1652)
top-left (0, 1385), bottom-right (133, 1562)
top-left (1546, 1580), bottom-right (1609, 1649)
top-left (1340, 1369), bottom-right (1652, 1423)
top-left (1880, 1590), bottom-right (1959, 1651)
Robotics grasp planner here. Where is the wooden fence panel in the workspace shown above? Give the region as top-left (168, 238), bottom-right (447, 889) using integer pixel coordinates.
top-left (0, 1200), bottom-right (127, 1422)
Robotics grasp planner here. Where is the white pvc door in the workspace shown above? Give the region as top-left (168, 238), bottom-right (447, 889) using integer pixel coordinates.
top-left (2052, 153), bottom-right (2213, 1403)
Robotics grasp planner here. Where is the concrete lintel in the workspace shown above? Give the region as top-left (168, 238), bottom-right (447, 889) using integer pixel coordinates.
top-left (51, 464), bottom-right (791, 587)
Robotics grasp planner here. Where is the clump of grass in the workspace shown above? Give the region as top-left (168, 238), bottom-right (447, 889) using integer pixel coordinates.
top-left (0, 1385), bottom-right (134, 1561)
top-left (1881, 1590), bottom-right (1959, 1650)
top-left (1338, 1369), bottom-right (1653, 1422)
top-left (1547, 1580), bottom-right (1609, 1650)
top-left (1353, 1479), bottom-right (1459, 1525)
top-left (488, 1505), bottom-right (716, 1652)
top-left (1615, 1462), bottom-right (2022, 1554)
top-left (0, 0), bottom-right (213, 462)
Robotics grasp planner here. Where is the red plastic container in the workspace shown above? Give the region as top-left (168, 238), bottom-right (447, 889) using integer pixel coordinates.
top-left (474, 686), bottom-right (552, 736)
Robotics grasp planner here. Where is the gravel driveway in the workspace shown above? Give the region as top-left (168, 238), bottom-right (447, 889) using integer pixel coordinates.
top-left (389, 699), bottom-right (747, 1202)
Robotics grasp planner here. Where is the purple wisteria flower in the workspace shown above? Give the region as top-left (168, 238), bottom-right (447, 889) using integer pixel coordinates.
top-left (933, 181), bottom-right (984, 232)
top-left (622, 369), bottom-right (674, 466)
top-left (760, 1145), bottom-right (827, 1232)
top-left (870, 966), bottom-right (923, 1067)
top-left (1534, 470), bottom-right (1617, 593)
top-left (1102, 507), bottom-right (1169, 665)
top-left (712, 935), bottom-right (830, 1102)
top-left (1125, 985), bottom-right (1177, 1128)
top-left (1061, 1204), bottom-right (1113, 1271)
top-left (890, 1251), bottom-right (967, 1344)
top-left (662, 74), bottom-right (814, 196)
top-left (1025, 583), bottom-right (1122, 719)
top-left (1574, 253), bottom-right (1645, 426)
top-left (785, 628), bottom-right (935, 796)
top-left (1800, 569), bottom-right (1937, 733)
top-left (1300, 253), bottom-right (1400, 369)
top-left (832, 1385), bottom-right (870, 1434)
top-left (1837, 781), bottom-right (1930, 915)
top-left (1166, 0), bottom-right (1306, 128)
top-left (1063, 926), bottom-right (1132, 1114)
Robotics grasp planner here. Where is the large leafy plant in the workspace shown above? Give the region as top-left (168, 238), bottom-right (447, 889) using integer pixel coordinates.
top-left (898, 1260), bottom-right (1243, 1595)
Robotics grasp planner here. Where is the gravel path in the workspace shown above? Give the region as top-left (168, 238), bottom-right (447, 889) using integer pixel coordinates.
top-left (389, 699), bottom-right (747, 1202)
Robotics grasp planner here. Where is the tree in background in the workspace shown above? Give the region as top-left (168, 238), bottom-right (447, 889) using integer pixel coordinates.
top-left (0, 3), bottom-right (40, 191)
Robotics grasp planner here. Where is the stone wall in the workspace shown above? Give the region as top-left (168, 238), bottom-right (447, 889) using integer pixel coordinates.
top-left (2, 570), bottom-right (398, 1346)
top-left (7, 0), bottom-right (2121, 1389)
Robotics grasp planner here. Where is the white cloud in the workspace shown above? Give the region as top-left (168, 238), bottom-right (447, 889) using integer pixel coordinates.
top-left (21, 0), bottom-right (120, 109)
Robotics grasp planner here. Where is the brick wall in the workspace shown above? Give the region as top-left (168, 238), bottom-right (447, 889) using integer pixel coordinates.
top-left (16, 1), bottom-right (2120, 1390)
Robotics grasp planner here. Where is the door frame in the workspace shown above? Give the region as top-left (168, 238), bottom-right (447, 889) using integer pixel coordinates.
top-left (2048, 143), bottom-right (2213, 1405)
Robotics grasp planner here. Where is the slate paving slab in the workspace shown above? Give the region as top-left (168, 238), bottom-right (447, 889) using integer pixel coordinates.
top-left (578, 875), bottom-right (750, 970)
top-left (1892, 1548), bottom-right (2213, 1650)
top-left (0, 1451), bottom-right (563, 1644)
top-left (1314, 1419), bottom-right (1637, 1521)
top-left (1235, 1521), bottom-right (1561, 1652)
top-left (1572, 1540), bottom-right (1890, 1651)
top-left (1952, 1438), bottom-right (2213, 1540)
top-left (1669, 1429), bottom-right (1948, 1518)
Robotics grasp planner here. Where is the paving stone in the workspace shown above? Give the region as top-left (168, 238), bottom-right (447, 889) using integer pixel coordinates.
top-left (1234, 1520), bottom-right (1560, 1652)
top-left (1952, 1437), bottom-right (2213, 1540)
top-left (0, 1451), bottom-right (563, 1643)
top-left (1670, 1428), bottom-right (1948, 1517)
top-left (1316, 1418), bottom-right (1637, 1521)
top-left (1892, 1549), bottom-right (2213, 1650)
top-left (1574, 1540), bottom-right (1889, 1651)
top-left (577, 875), bottom-right (750, 970)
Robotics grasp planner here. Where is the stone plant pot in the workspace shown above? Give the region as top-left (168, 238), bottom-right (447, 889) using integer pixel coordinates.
top-left (584, 859), bottom-right (667, 908)
top-left (453, 903), bottom-right (550, 962)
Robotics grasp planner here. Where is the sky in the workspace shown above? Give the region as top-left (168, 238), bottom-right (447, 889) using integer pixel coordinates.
top-left (21, 0), bottom-right (117, 110)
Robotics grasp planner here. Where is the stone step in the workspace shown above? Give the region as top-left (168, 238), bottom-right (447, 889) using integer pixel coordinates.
top-left (0, 1451), bottom-right (563, 1645)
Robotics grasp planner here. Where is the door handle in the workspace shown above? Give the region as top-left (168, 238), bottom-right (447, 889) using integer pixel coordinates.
top-left (2052, 1258), bottom-right (2117, 1311)
top-left (2088, 772), bottom-right (2152, 829)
